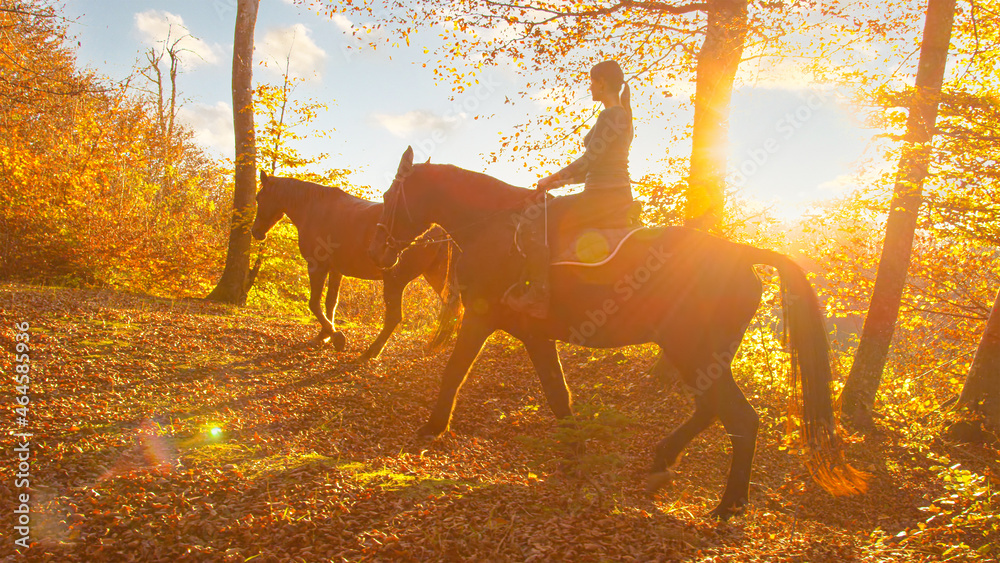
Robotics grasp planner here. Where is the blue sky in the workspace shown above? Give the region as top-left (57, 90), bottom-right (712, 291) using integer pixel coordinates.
top-left (63, 0), bottom-right (878, 216)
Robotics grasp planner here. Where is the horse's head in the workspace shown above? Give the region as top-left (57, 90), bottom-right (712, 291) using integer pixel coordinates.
top-left (369, 146), bottom-right (430, 270)
top-left (251, 170), bottom-right (285, 240)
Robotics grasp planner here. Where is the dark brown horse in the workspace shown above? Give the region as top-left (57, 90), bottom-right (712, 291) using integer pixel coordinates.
top-left (251, 171), bottom-right (461, 360)
top-left (368, 147), bottom-right (867, 519)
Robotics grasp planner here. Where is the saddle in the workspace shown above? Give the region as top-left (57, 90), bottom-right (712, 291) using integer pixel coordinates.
top-left (513, 200), bottom-right (643, 266)
top-left (550, 227), bottom-right (644, 266)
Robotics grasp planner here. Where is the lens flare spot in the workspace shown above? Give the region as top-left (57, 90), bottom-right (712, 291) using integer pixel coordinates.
top-left (574, 230), bottom-right (611, 263)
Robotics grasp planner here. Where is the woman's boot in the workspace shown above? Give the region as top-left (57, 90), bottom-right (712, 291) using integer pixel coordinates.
top-left (503, 217), bottom-right (550, 318)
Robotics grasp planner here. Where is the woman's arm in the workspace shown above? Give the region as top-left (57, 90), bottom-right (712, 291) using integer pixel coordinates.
top-left (538, 108), bottom-right (629, 191)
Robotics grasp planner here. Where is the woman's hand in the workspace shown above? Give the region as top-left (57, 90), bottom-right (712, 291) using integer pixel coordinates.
top-left (536, 173), bottom-right (562, 191)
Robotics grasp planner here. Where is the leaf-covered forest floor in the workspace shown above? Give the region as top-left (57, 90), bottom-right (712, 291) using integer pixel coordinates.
top-left (1, 284), bottom-right (997, 562)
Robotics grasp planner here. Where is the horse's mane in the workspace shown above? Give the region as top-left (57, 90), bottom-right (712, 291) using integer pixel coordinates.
top-left (269, 175), bottom-right (365, 208)
top-left (415, 163), bottom-right (531, 199)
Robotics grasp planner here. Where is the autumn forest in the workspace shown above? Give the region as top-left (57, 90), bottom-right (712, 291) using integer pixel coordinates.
top-left (1, 0), bottom-right (998, 561)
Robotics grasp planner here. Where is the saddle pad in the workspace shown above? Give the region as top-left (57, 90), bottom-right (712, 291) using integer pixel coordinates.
top-left (551, 227), bottom-right (643, 267)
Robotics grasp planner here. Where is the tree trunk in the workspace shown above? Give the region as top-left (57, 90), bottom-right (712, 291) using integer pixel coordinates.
top-left (947, 286), bottom-right (1000, 443)
top-left (207, 0), bottom-right (260, 304)
top-left (840, 0), bottom-right (956, 427)
top-left (684, 0), bottom-right (748, 231)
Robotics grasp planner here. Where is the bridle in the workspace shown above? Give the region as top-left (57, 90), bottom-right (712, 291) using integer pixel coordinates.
top-left (375, 168), bottom-right (453, 260)
top-left (374, 170), bottom-right (415, 257)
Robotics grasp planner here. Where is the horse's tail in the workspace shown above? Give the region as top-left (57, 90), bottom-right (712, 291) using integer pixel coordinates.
top-left (747, 247), bottom-right (869, 496)
top-left (426, 241), bottom-right (463, 352)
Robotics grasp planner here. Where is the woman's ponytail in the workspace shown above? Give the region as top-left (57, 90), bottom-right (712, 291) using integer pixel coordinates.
top-left (622, 82), bottom-right (632, 117)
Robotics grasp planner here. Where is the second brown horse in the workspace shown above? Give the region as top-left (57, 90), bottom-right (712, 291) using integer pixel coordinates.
top-left (251, 171), bottom-right (461, 360)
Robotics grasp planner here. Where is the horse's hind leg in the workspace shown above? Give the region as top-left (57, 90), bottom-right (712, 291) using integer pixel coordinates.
top-left (324, 272), bottom-right (346, 351)
top-left (646, 351), bottom-right (758, 520)
top-left (648, 391), bottom-right (716, 492)
top-left (709, 370), bottom-right (759, 520)
top-left (358, 275), bottom-right (404, 361)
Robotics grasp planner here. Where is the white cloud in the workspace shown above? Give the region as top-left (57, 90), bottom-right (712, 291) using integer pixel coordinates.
top-left (531, 87), bottom-right (559, 107)
top-left (135, 10), bottom-right (221, 69)
top-left (328, 12), bottom-right (384, 44)
top-left (372, 110), bottom-right (461, 138)
top-left (260, 24), bottom-right (327, 79)
top-left (178, 102), bottom-right (234, 155)
top-left (331, 14), bottom-right (353, 34)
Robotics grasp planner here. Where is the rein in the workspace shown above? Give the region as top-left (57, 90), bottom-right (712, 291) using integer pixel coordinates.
top-left (376, 168), bottom-right (547, 256)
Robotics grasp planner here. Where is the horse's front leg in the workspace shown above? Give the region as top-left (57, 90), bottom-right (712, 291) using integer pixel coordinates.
top-left (418, 316), bottom-right (494, 438)
top-left (521, 338), bottom-right (573, 420)
top-left (324, 271), bottom-right (346, 351)
top-left (358, 275), bottom-right (404, 362)
top-left (307, 268), bottom-right (339, 348)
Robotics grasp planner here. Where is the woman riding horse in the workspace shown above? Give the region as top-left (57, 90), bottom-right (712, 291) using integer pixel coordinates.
top-left (504, 60), bottom-right (637, 319)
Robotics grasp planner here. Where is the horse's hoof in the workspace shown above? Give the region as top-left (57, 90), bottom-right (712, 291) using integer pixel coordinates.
top-left (358, 345), bottom-right (381, 362)
top-left (707, 501), bottom-right (746, 522)
top-left (646, 470), bottom-right (676, 495)
top-left (313, 330), bottom-right (333, 344)
top-left (415, 423), bottom-right (446, 440)
top-left (331, 331), bottom-right (347, 352)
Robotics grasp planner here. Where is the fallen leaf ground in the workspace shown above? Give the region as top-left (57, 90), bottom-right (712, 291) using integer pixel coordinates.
top-left (0, 284), bottom-right (996, 562)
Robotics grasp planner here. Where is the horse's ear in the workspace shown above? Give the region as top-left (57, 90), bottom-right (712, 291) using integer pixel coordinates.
top-left (397, 146), bottom-right (414, 177)
top-left (259, 169), bottom-right (268, 183)
top-left (425, 157), bottom-right (431, 164)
